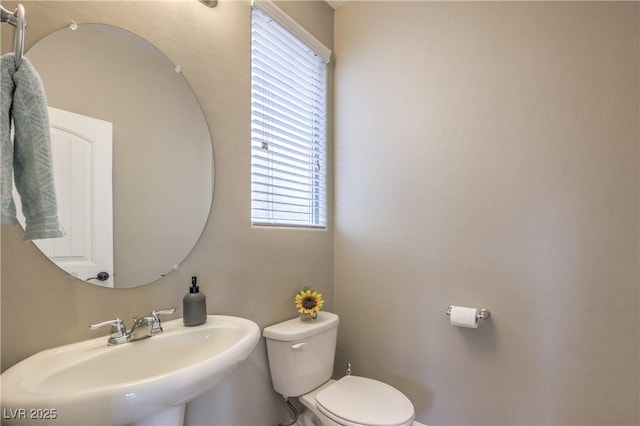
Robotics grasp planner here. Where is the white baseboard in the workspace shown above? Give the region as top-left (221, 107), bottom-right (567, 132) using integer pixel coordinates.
top-left (413, 422), bottom-right (427, 426)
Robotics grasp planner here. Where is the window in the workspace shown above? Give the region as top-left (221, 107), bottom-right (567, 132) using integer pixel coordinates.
top-left (250, 1), bottom-right (330, 228)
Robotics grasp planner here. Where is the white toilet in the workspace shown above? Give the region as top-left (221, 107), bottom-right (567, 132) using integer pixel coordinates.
top-left (263, 312), bottom-right (415, 426)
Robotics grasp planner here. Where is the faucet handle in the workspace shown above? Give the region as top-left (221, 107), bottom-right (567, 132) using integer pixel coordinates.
top-left (149, 308), bottom-right (176, 335)
top-left (90, 317), bottom-right (126, 334)
top-left (151, 308), bottom-right (176, 317)
top-left (89, 317), bottom-right (129, 345)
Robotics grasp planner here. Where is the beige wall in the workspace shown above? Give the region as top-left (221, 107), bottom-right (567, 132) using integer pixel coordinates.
top-left (334, 1), bottom-right (639, 425)
top-left (1, 1), bottom-right (333, 425)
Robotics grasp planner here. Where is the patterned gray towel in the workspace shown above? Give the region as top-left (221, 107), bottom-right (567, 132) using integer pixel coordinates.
top-left (1, 53), bottom-right (64, 241)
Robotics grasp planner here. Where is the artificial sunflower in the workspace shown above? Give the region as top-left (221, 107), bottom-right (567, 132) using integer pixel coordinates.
top-left (295, 285), bottom-right (324, 319)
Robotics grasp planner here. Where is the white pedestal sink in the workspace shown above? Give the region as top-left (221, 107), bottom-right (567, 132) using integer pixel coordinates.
top-left (1, 315), bottom-right (260, 426)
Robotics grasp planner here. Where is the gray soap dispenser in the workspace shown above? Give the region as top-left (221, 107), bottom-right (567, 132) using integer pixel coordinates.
top-left (183, 276), bottom-right (207, 326)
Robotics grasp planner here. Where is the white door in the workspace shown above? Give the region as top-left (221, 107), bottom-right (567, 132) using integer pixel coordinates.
top-left (22, 108), bottom-right (114, 287)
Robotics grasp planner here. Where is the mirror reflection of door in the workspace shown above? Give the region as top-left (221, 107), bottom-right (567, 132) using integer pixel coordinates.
top-left (16, 107), bottom-right (114, 287)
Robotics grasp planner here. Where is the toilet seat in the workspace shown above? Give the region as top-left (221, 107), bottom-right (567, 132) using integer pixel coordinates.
top-left (315, 375), bottom-right (415, 426)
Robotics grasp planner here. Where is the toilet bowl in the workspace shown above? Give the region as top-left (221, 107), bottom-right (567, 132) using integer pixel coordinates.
top-left (298, 375), bottom-right (414, 426)
top-left (263, 312), bottom-right (415, 426)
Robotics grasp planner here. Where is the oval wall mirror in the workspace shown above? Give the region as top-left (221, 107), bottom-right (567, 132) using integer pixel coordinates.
top-left (23, 23), bottom-right (213, 288)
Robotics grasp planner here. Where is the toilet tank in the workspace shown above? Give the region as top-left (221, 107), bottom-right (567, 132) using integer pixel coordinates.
top-left (263, 311), bottom-right (339, 398)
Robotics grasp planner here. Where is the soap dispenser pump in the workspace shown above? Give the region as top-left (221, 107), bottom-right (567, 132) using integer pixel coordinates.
top-left (183, 276), bottom-right (207, 326)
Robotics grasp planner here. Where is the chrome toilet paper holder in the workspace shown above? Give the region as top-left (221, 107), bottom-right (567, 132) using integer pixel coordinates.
top-left (446, 306), bottom-right (491, 320)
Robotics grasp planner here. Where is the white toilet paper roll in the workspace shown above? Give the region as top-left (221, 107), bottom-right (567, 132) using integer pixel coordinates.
top-left (449, 306), bottom-right (479, 328)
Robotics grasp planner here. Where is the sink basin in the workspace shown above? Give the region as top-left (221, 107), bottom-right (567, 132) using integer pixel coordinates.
top-left (1, 315), bottom-right (260, 425)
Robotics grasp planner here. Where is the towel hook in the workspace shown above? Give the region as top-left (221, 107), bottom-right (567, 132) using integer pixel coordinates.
top-left (0, 3), bottom-right (27, 68)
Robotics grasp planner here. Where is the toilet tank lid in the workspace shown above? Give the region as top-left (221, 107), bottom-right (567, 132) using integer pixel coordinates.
top-left (263, 311), bottom-right (339, 341)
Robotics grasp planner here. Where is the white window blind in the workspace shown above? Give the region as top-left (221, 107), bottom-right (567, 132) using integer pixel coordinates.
top-left (251, 3), bottom-right (328, 228)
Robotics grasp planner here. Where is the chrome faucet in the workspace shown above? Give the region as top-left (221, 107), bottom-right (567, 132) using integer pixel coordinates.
top-left (129, 315), bottom-right (156, 341)
top-left (90, 308), bottom-right (175, 345)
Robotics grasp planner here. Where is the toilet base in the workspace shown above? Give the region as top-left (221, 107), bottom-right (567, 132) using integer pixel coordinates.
top-left (296, 408), bottom-right (342, 426)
